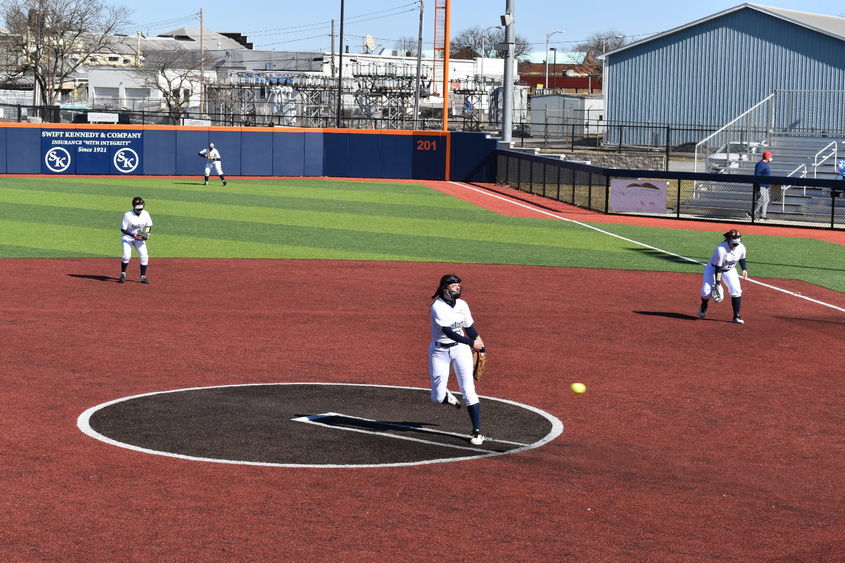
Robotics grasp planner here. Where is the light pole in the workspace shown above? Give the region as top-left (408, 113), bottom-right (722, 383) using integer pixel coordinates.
top-left (550, 47), bottom-right (557, 91)
top-left (501, 0), bottom-right (515, 142)
top-left (544, 29), bottom-right (565, 90)
top-left (479, 26), bottom-right (500, 81)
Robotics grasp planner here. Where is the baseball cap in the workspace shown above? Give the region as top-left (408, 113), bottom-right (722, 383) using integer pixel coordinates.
top-left (439, 274), bottom-right (461, 286)
top-left (762, 151), bottom-right (772, 159)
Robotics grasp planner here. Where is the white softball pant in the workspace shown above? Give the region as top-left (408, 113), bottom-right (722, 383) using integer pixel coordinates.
top-left (701, 263), bottom-right (741, 298)
top-left (122, 238), bottom-right (149, 265)
top-left (428, 343), bottom-right (479, 407)
top-left (205, 160), bottom-right (223, 176)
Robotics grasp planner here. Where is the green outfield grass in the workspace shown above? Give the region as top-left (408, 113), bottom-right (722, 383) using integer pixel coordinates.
top-left (1, 176), bottom-right (843, 293)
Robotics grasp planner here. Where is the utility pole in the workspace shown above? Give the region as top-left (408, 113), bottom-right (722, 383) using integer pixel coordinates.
top-left (199, 8), bottom-right (205, 115)
top-left (336, 0), bottom-right (345, 127)
top-left (330, 19), bottom-right (336, 77)
top-left (500, 0), bottom-right (514, 142)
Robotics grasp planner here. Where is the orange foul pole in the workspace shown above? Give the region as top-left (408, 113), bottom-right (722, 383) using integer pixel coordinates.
top-left (433, 0), bottom-right (451, 178)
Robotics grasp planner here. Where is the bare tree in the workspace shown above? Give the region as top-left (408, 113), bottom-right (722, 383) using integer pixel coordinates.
top-left (135, 49), bottom-right (203, 124)
top-left (0, 0), bottom-right (131, 106)
top-left (393, 35), bottom-right (418, 56)
top-left (451, 26), bottom-right (531, 60)
top-left (575, 30), bottom-right (627, 57)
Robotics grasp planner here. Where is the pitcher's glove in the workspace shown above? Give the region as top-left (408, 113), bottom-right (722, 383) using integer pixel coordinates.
top-left (472, 348), bottom-right (487, 381)
top-left (711, 283), bottom-right (723, 303)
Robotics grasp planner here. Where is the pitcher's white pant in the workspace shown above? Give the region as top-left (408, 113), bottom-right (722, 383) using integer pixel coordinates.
top-left (122, 238), bottom-right (149, 265)
top-left (428, 343), bottom-right (479, 407)
top-left (205, 160), bottom-right (223, 176)
top-left (701, 263), bottom-right (741, 298)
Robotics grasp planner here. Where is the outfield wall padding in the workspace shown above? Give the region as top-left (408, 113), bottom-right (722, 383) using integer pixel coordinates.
top-left (1, 124), bottom-right (497, 182)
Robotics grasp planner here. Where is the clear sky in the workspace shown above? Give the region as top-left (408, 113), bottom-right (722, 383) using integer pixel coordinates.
top-left (123, 1), bottom-right (845, 53)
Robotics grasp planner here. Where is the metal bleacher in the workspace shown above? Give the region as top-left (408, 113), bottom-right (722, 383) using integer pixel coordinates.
top-left (691, 91), bottom-right (845, 223)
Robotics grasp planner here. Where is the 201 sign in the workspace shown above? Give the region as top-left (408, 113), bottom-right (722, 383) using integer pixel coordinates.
top-left (416, 139), bottom-right (438, 151)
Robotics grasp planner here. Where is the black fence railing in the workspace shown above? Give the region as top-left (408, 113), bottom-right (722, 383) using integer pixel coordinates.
top-left (509, 119), bottom-right (727, 154)
top-left (0, 102), bottom-right (474, 131)
top-left (497, 149), bottom-right (845, 230)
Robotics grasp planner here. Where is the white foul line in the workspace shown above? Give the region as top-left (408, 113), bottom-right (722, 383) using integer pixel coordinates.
top-left (449, 181), bottom-right (845, 313)
top-left (292, 412), bottom-right (529, 451)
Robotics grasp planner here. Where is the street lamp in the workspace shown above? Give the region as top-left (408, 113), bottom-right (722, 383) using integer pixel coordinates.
top-left (544, 29), bottom-right (565, 90)
top-left (550, 47), bottom-right (557, 90)
top-left (479, 25), bottom-right (501, 80)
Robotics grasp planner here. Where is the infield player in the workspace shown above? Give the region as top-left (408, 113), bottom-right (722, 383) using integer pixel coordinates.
top-left (198, 142), bottom-right (226, 186)
top-left (118, 196), bottom-right (153, 284)
top-left (698, 229), bottom-right (748, 324)
top-left (429, 274), bottom-right (488, 445)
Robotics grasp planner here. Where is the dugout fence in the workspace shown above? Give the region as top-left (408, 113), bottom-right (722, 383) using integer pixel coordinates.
top-left (496, 149), bottom-right (845, 230)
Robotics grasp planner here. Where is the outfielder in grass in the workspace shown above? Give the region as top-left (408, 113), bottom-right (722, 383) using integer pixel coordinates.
top-left (198, 142), bottom-right (227, 186)
top-left (698, 229), bottom-right (748, 324)
top-left (428, 274), bottom-right (489, 445)
top-left (118, 196), bottom-right (153, 284)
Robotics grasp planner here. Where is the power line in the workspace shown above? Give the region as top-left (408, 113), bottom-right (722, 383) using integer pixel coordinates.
top-left (131, 11), bottom-right (201, 35)
top-left (247, 1), bottom-right (417, 45)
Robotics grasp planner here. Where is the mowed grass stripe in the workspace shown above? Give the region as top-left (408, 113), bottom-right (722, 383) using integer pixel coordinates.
top-left (0, 220), bottom-right (430, 260)
top-left (0, 205), bottom-right (647, 266)
top-left (0, 192), bottom-right (624, 253)
top-left (0, 177), bottom-right (464, 210)
top-left (2, 217), bottom-right (688, 267)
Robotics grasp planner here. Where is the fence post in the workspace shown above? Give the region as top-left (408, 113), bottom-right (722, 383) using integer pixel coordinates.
top-left (542, 160), bottom-right (547, 197)
top-left (751, 183), bottom-right (759, 223)
top-left (504, 154), bottom-right (509, 186)
top-left (603, 174), bottom-right (609, 213)
top-left (676, 179), bottom-right (682, 218)
top-left (571, 122), bottom-right (575, 152)
top-left (527, 158), bottom-right (533, 192)
top-left (618, 125), bottom-right (623, 152)
top-left (556, 164), bottom-right (561, 200)
top-left (665, 125), bottom-right (671, 171)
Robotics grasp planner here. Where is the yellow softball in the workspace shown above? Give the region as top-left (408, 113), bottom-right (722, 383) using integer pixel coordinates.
top-left (570, 382), bottom-right (586, 394)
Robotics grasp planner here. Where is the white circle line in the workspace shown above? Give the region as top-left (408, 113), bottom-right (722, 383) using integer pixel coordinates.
top-left (76, 382), bottom-right (564, 468)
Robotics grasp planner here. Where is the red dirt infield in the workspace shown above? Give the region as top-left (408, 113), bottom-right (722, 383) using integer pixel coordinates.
top-left (2, 257), bottom-right (843, 560)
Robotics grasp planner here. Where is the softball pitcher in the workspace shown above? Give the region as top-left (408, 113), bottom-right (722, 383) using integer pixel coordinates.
top-left (698, 229), bottom-right (748, 323)
top-left (118, 196), bottom-right (153, 284)
top-left (428, 274), bottom-right (487, 445)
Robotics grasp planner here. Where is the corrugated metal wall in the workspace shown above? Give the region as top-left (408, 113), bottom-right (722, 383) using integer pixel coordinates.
top-left (605, 7), bottom-right (845, 145)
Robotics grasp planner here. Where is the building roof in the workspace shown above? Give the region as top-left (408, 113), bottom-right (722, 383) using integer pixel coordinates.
top-left (603, 3), bottom-right (845, 58)
top-left (154, 28), bottom-right (248, 50)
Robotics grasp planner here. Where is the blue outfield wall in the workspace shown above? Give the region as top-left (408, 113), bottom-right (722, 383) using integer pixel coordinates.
top-left (0, 124), bottom-right (498, 183)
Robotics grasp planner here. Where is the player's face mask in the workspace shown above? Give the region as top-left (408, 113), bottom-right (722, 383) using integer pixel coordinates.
top-left (729, 237), bottom-right (741, 246)
top-left (134, 204), bottom-right (144, 212)
top-left (445, 284), bottom-right (461, 299)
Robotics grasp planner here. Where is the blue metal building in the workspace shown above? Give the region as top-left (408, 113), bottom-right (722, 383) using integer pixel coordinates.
top-left (602, 3), bottom-right (845, 145)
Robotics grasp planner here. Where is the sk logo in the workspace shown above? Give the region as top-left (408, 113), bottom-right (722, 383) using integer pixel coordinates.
top-left (45, 147), bottom-right (72, 173)
top-left (114, 148), bottom-right (139, 173)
